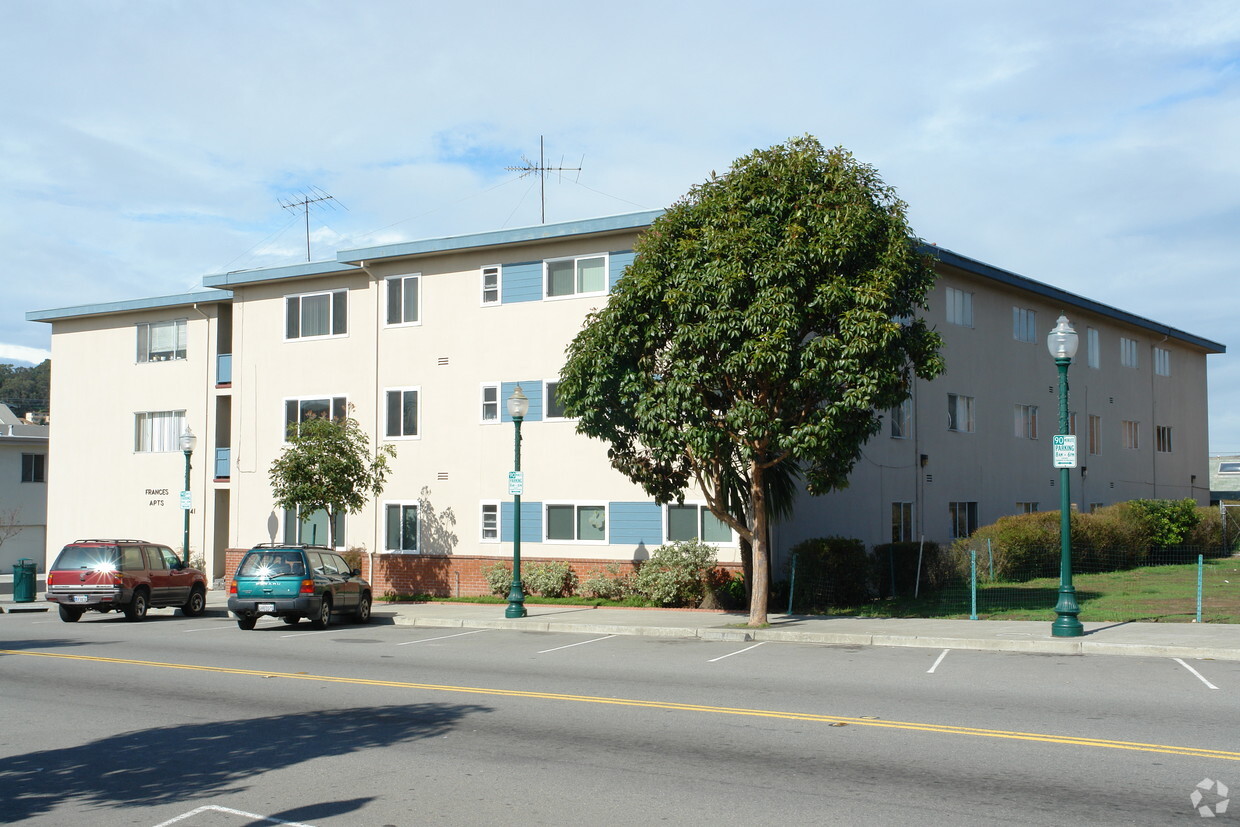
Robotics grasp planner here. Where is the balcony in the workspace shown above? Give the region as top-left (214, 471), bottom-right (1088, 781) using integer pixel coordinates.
top-left (216, 353), bottom-right (232, 386)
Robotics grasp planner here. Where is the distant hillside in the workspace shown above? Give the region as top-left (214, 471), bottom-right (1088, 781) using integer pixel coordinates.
top-left (0, 360), bottom-right (51, 415)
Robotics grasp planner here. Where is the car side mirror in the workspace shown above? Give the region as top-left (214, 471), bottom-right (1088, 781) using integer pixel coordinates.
top-left (172, 561), bottom-right (185, 570)
top-left (351, 568), bottom-right (362, 577)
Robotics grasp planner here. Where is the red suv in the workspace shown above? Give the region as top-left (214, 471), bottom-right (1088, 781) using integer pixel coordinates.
top-left (45, 539), bottom-right (209, 622)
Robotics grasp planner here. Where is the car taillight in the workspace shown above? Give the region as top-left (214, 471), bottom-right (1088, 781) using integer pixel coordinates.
top-left (228, 580), bottom-right (237, 594)
top-left (299, 579), bottom-right (314, 594)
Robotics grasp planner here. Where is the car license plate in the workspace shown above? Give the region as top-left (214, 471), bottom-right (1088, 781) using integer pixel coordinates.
top-left (258, 603), bottom-right (275, 612)
top-left (73, 594), bottom-right (88, 603)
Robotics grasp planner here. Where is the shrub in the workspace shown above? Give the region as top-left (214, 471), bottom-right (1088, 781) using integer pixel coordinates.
top-left (631, 539), bottom-right (717, 607)
top-left (482, 562), bottom-right (514, 596)
top-left (1127, 498), bottom-right (1202, 547)
top-left (523, 560), bottom-right (579, 598)
top-left (787, 536), bottom-right (869, 610)
top-left (581, 563), bottom-right (635, 600)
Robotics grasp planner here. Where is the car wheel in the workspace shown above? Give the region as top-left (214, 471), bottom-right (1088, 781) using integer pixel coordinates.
top-left (58, 604), bottom-right (83, 623)
top-left (181, 586), bottom-right (206, 617)
top-left (281, 615), bottom-right (301, 625)
top-left (236, 614), bottom-right (257, 630)
top-left (123, 589), bottom-right (150, 622)
top-left (354, 593), bottom-right (372, 625)
top-left (309, 595), bottom-right (332, 629)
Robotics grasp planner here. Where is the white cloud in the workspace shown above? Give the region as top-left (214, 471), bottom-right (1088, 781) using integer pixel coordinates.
top-left (0, 344), bottom-right (51, 366)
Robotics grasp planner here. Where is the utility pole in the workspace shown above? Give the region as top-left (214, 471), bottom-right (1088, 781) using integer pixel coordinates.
top-left (506, 136), bottom-right (582, 223)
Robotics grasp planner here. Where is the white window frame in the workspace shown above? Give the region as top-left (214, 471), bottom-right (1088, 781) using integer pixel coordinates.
top-left (1218, 462), bottom-right (1240, 474)
top-left (1154, 347), bottom-right (1170, 377)
top-left (383, 386), bottom-right (421, 440)
top-left (21, 453), bottom-right (47, 483)
top-left (285, 288), bottom-right (348, 341)
top-left (947, 394), bottom-right (974, 433)
top-left (384, 274), bottom-right (421, 327)
top-left (481, 264), bottom-right (502, 306)
top-left (1156, 425), bottom-right (1173, 453)
top-left (945, 287), bottom-right (973, 327)
top-left (1012, 307), bottom-right (1037, 343)
top-left (544, 501), bottom-right (609, 544)
top-left (136, 318), bottom-right (187, 363)
top-left (1089, 414), bottom-right (1102, 455)
top-left (544, 253), bottom-right (609, 301)
top-left (134, 410), bottom-right (186, 453)
top-left (664, 502), bottom-right (735, 545)
top-left (383, 501), bottom-right (419, 553)
top-left (544, 379), bottom-right (570, 421)
top-left (1122, 419), bottom-right (1140, 450)
top-left (890, 398), bottom-right (912, 439)
top-left (891, 501), bottom-right (913, 543)
top-left (480, 383), bottom-right (500, 424)
top-left (283, 396), bottom-right (348, 440)
top-left (1014, 404), bottom-right (1038, 440)
top-left (1120, 337), bottom-right (1139, 369)
top-left (1017, 502), bottom-right (1039, 514)
top-left (1087, 327), bottom-right (1100, 369)
top-left (480, 500), bottom-right (501, 543)
top-left (949, 501), bottom-right (978, 539)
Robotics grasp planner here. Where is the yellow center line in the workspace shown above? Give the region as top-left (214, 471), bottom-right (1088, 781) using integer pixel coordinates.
top-left (5, 648), bottom-right (1237, 761)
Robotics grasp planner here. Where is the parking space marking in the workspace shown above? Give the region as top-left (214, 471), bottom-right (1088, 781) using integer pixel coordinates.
top-left (152, 803), bottom-right (316, 826)
top-left (708, 641), bottom-right (767, 663)
top-left (396, 629), bottom-right (488, 646)
top-left (537, 635), bottom-right (616, 654)
top-left (927, 649), bottom-right (950, 674)
top-left (1174, 658), bottom-right (1220, 690)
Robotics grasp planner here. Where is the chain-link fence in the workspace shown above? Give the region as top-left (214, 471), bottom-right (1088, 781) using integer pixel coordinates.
top-left (784, 542), bottom-right (1240, 623)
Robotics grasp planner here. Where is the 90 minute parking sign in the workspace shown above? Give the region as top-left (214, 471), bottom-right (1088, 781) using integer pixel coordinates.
top-left (1053, 434), bottom-right (1077, 469)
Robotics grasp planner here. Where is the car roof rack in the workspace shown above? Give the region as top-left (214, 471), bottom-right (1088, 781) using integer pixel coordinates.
top-left (249, 543), bottom-right (333, 550)
top-left (72, 539), bottom-right (149, 544)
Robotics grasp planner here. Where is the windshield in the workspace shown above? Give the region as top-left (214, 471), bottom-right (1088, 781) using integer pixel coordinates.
top-left (53, 546), bottom-right (120, 572)
top-left (238, 552), bottom-right (306, 579)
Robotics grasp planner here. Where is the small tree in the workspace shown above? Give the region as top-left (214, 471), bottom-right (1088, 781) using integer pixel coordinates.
top-left (268, 412), bottom-right (395, 548)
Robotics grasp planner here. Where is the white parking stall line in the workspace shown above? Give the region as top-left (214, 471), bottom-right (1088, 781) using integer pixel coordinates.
top-left (152, 803), bottom-right (317, 826)
top-left (926, 649), bottom-right (950, 674)
top-left (1174, 657), bottom-right (1220, 690)
top-left (281, 627), bottom-right (344, 638)
top-left (396, 629), bottom-right (489, 646)
top-left (708, 641), bottom-right (767, 663)
top-left (537, 635), bottom-right (617, 654)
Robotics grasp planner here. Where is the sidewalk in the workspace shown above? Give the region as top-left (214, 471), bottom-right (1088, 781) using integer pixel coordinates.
top-left (7, 584), bottom-right (1237, 662)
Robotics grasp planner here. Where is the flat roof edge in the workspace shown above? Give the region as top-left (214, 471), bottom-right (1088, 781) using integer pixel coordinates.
top-left (202, 259), bottom-right (360, 288)
top-left (26, 289), bottom-right (233, 323)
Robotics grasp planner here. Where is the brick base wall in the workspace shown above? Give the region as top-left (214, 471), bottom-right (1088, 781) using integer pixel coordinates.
top-left (223, 548), bottom-right (742, 599)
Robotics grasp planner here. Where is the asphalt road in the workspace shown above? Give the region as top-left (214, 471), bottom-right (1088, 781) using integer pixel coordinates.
top-left (2, 606), bottom-right (1237, 826)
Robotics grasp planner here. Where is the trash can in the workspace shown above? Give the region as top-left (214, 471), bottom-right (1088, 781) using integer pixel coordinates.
top-left (12, 558), bottom-right (36, 603)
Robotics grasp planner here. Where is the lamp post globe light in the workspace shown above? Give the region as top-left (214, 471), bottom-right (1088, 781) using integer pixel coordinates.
top-left (1046, 315), bottom-right (1084, 638)
top-left (505, 386), bottom-right (529, 619)
top-left (179, 426), bottom-right (197, 567)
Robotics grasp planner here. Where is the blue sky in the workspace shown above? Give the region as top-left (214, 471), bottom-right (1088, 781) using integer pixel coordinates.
top-left (4, 1), bottom-right (1240, 448)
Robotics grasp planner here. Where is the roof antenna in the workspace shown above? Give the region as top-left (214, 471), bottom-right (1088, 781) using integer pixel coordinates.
top-left (505, 136), bottom-right (582, 223)
top-left (279, 187), bottom-right (344, 261)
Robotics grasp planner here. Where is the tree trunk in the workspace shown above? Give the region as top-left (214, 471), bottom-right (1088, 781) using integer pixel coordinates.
top-left (748, 464), bottom-right (769, 626)
top-left (327, 507), bottom-right (337, 549)
top-left (739, 536), bottom-right (753, 602)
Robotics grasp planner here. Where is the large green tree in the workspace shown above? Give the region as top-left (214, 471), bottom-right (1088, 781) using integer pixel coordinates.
top-left (268, 413), bottom-right (395, 549)
top-left (558, 137), bottom-right (943, 625)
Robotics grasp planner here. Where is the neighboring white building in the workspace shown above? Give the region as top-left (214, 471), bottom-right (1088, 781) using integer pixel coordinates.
top-left (27, 210), bottom-right (1225, 595)
top-left (0, 403), bottom-right (49, 572)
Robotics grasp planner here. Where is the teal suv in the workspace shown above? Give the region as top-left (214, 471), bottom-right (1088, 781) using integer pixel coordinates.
top-left (228, 544), bottom-right (372, 630)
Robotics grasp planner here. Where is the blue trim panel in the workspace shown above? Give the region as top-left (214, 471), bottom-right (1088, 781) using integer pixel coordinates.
top-left (215, 447), bottom-right (231, 479)
top-left (27, 289), bottom-right (233, 323)
top-left (609, 502), bottom-right (663, 548)
top-left (608, 250), bottom-right (635, 290)
top-left (501, 380), bottom-right (543, 422)
top-left (501, 261), bottom-right (542, 304)
top-left (500, 501), bottom-right (543, 544)
top-left (216, 353), bottom-right (232, 384)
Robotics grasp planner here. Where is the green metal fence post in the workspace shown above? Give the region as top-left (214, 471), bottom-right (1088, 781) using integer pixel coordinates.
top-left (987, 538), bottom-right (993, 581)
top-left (970, 548), bottom-right (978, 620)
top-left (1197, 553), bottom-right (1203, 624)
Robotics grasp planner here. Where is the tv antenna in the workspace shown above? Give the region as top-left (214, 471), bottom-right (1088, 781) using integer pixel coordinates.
top-left (279, 187), bottom-right (345, 261)
top-left (506, 136), bottom-right (582, 223)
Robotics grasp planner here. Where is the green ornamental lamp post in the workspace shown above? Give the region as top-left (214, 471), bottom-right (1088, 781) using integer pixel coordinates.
top-left (179, 425), bottom-right (197, 567)
top-left (505, 386), bottom-right (529, 619)
top-left (1047, 315), bottom-right (1084, 638)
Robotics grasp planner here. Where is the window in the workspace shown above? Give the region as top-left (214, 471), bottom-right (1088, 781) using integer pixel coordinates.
top-left (1012, 307), bottom-right (1037, 343)
top-left (545, 502), bottom-right (607, 543)
top-left (284, 396), bottom-right (347, 438)
top-left (285, 289), bottom-right (347, 340)
top-left (1089, 414), bottom-right (1102, 455)
top-left (1014, 404), bottom-right (1038, 439)
top-left (385, 275), bottom-right (420, 326)
top-left (544, 380), bottom-right (567, 420)
top-left (948, 394), bottom-right (974, 433)
top-left (1219, 462), bottom-right (1240, 474)
top-left (1017, 502), bottom-right (1039, 514)
top-left (283, 507), bottom-right (343, 548)
top-left (384, 503), bottom-right (419, 552)
top-left (1089, 502), bottom-right (1105, 513)
top-left (945, 287), bottom-right (973, 327)
top-left (481, 384), bottom-right (499, 423)
top-left (890, 399), bottom-right (912, 439)
top-left (21, 453), bottom-right (46, 483)
top-left (481, 265), bottom-right (501, 305)
top-left (1154, 347), bottom-right (1170, 377)
top-left (384, 388), bottom-right (420, 438)
top-left (1122, 420), bottom-right (1140, 450)
top-left (949, 501), bottom-right (978, 539)
top-left (136, 319), bottom-right (186, 362)
top-left (1087, 327), bottom-right (1099, 369)
top-left (1156, 425), bottom-right (1173, 453)
top-left (481, 502), bottom-right (500, 542)
top-left (1068, 411), bottom-right (1078, 436)
top-left (666, 503), bottom-right (732, 543)
top-left (545, 254), bottom-right (607, 299)
top-left (1120, 337), bottom-right (1139, 368)
top-left (134, 410), bottom-right (186, 452)
top-left (891, 502), bottom-right (913, 543)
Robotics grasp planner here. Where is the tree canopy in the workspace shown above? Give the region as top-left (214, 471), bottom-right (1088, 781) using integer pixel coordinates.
top-left (268, 412), bottom-right (396, 549)
top-left (0, 360), bottom-right (51, 415)
top-left (558, 136), bottom-right (943, 624)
